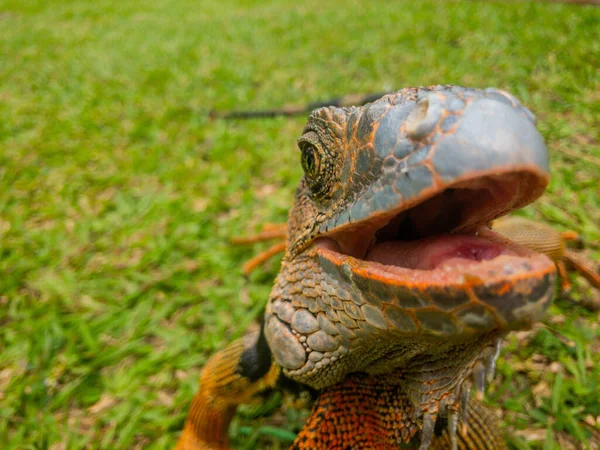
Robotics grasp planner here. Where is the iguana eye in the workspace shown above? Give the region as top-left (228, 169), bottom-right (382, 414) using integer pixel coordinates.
top-left (299, 141), bottom-right (319, 179)
top-left (297, 131), bottom-right (336, 198)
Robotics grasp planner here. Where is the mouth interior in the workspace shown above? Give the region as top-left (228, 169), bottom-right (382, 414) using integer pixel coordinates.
top-left (365, 232), bottom-right (514, 270)
top-left (323, 173), bottom-right (541, 272)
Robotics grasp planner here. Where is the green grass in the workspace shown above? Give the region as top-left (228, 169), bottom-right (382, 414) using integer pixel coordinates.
top-left (1, 0), bottom-right (599, 448)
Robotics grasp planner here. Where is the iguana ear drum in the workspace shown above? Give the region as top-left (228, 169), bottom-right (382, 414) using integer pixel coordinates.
top-left (236, 325), bottom-right (275, 382)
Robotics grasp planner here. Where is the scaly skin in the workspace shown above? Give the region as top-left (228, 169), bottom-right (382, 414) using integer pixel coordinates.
top-left (174, 332), bottom-right (280, 450)
top-left (176, 86), bottom-right (557, 449)
top-left (292, 372), bottom-right (506, 450)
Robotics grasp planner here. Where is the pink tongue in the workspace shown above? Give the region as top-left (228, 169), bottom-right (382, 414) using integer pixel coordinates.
top-left (365, 234), bottom-right (515, 270)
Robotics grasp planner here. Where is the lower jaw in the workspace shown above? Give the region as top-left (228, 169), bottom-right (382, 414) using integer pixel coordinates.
top-left (314, 246), bottom-right (555, 338)
top-left (314, 227), bottom-right (553, 285)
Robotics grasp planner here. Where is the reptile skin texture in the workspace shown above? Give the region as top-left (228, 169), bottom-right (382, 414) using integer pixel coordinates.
top-left (175, 86), bottom-right (556, 450)
top-left (292, 372), bottom-right (506, 450)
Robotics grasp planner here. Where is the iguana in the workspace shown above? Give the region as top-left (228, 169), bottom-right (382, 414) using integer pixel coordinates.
top-left (176, 86), bottom-right (558, 449)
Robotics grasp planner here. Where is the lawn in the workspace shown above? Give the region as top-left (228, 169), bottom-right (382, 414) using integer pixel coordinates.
top-left (0, 0), bottom-right (599, 449)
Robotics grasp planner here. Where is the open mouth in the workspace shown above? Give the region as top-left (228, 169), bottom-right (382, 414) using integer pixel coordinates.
top-left (313, 172), bottom-right (555, 287)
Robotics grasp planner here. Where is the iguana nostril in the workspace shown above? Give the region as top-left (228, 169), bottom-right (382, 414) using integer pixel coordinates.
top-left (405, 93), bottom-right (443, 140)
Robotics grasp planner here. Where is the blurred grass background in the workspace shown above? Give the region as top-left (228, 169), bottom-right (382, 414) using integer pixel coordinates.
top-left (0, 0), bottom-right (599, 449)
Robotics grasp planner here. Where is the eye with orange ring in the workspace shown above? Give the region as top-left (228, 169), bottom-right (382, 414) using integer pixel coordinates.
top-left (297, 134), bottom-right (331, 197)
top-left (299, 140), bottom-right (319, 178)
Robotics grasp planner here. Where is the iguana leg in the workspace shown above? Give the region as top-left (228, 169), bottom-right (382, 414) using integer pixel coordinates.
top-left (430, 399), bottom-right (506, 450)
top-left (493, 216), bottom-right (600, 298)
top-left (290, 372), bottom-right (506, 450)
top-left (242, 241), bottom-right (286, 275)
top-left (230, 223), bottom-right (287, 244)
top-left (556, 260), bottom-right (572, 293)
top-left (231, 223), bottom-right (288, 275)
top-left (560, 230), bottom-right (580, 242)
top-left (564, 249), bottom-right (600, 290)
top-left (564, 250), bottom-right (600, 310)
top-left (175, 329), bottom-right (280, 450)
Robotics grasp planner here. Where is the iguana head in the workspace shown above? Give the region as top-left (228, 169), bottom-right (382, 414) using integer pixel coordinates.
top-left (264, 86), bottom-right (555, 427)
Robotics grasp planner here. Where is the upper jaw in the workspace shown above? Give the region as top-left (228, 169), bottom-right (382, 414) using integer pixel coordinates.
top-left (318, 87), bottom-right (550, 237)
top-left (315, 171), bottom-right (548, 262)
